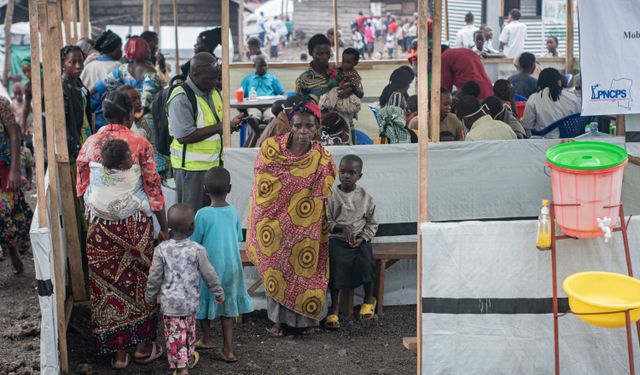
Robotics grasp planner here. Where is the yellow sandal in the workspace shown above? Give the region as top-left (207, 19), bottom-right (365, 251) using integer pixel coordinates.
top-left (359, 297), bottom-right (377, 320)
top-left (324, 313), bottom-right (340, 329)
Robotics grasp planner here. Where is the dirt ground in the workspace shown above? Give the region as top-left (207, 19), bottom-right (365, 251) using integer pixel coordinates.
top-left (67, 305), bottom-right (417, 375)
top-left (0, 253), bottom-right (41, 375)
top-left (0, 251), bottom-right (417, 375)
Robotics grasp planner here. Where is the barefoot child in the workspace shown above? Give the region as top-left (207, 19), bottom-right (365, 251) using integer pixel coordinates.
top-left (191, 166), bottom-right (254, 362)
top-left (145, 203), bottom-right (225, 375)
top-left (325, 155), bottom-right (379, 329)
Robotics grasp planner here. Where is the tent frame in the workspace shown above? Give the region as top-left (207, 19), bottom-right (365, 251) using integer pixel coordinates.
top-left (30, 0), bottom-right (580, 373)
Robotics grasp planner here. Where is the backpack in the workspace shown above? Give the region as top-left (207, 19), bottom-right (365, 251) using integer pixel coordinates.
top-left (151, 79), bottom-right (197, 156)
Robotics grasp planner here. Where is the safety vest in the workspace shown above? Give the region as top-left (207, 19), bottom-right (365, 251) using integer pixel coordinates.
top-left (167, 86), bottom-right (224, 171)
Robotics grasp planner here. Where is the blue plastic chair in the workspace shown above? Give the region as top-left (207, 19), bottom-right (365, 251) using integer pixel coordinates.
top-left (239, 124), bottom-right (248, 147)
top-left (530, 113), bottom-right (597, 138)
top-left (514, 94), bottom-right (528, 102)
top-left (368, 104), bottom-right (382, 130)
top-left (353, 129), bottom-right (373, 145)
top-left (564, 73), bottom-right (574, 87)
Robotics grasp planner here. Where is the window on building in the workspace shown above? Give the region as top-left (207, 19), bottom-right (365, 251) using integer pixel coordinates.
top-left (503, 0), bottom-right (542, 18)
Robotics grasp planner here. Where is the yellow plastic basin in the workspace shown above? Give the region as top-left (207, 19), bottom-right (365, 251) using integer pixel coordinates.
top-left (563, 271), bottom-right (640, 328)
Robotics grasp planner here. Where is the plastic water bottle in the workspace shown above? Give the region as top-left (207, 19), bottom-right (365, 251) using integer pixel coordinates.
top-left (249, 87), bottom-right (257, 101)
top-left (536, 199), bottom-right (552, 250)
top-left (584, 123), bottom-right (591, 134)
top-left (590, 121), bottom-right (598, 136)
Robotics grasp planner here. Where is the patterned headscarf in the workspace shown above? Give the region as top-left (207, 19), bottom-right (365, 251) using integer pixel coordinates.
top-left (288, 101), bottom-right (322, 123)
top-left (124, 37), bottom-right (150, 62)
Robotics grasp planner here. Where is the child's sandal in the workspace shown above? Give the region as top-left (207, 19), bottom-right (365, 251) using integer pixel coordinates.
top-left (359, 297), bottom-right (377, 320)
top-left (324, 313), bottom-right (340, 330)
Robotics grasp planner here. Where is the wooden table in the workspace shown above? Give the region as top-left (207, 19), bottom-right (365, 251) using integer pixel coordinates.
top-left (231, 95), bottom-right (286, 146)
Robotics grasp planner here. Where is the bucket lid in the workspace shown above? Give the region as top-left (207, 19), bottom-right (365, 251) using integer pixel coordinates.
top-left (546, 141), bottom-right (628, 170)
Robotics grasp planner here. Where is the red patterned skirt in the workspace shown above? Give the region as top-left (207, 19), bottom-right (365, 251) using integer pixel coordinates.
top-left (86, 214), bottom-right (157, 355)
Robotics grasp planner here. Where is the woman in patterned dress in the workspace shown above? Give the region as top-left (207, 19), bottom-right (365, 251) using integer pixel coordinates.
top-left (295, 34), bottom-right (335, 104)
top-left (246, 102), bottom-right (336, 337)
top-left (0, 96), bottom-right (31, 274)
top-left (76, 90), bottom-right (168, 369)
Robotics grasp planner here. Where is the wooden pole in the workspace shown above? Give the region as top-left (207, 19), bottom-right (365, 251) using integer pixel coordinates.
top-left (238, 0), bottom-right (244, 62)
top-left (142, 0), bottom-right (150, 31)
top-left (79, 0), bottom-right (89, 39)
top-left (565, 0), bottom-right (574, 73)
top-left (444, 0), bottom-right (449, 42)
top-left (3, 0), bottom-right (14, 88)
top-left (417, 0), bottom-right (430, 372)
top-left (38, 0), bottom-right (69, 370)
top-left (28, 0), bottom-right (46, 227)
top-left (152, 0), bottom-right (160, 34)
top-left (221, 0), bottom-right (231, 148)
top-left (70, 0), bottom-right (78, 44)
top-left (332, 0), bottom-right (339, 65)
top-left (429, 0), bottom-right (442, 142)
top-left (172, 0), bottom-right (179, 75)
top-left (44, 0), bottom-right (87, 303)
top-left (61, 0), bottom-right (72, 45)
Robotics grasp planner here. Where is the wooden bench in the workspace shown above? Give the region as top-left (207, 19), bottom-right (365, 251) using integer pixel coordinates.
top-left (240, 241), bottom-right (417, 316)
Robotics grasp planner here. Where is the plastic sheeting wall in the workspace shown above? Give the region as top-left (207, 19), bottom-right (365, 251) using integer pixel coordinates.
top-left (421, 218), bottom-right (640, 374)
top-left (224, 139), bottom-right (640, 308)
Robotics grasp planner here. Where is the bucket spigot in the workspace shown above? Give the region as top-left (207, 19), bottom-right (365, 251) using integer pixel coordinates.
top-left (597, 217), bottom-right (613, 242)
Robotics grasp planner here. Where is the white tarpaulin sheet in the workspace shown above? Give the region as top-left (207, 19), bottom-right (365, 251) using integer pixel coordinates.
top-left (579, 0), bottom-right (640, 116)
top-left (421, 218), bottom-right (640, 374)
top-left (224, 138), bottom-right (640, 226)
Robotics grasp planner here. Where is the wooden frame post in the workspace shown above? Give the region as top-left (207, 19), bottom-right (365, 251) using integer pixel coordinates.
top-left (221, 0), bottom-right (231, 148)
top-left (444, 0), bottom-right (449, 42)
top-left (238, 0), bottom-right (244, 62)
top-left (172, 0), bottom-right (179, 75)
top-left (332, 0), bottom-right (340, 65)
top-left (43, 0), bottom-right (87, 304)
top-left (70, 0), bottom-right (78, 44)
top-left (143, 0), bottom-right (150, 31)
top-left (79, 0), bottom-right (89, 39)
top-left (429, 0), bottom-right (442, 142)
top-left (152, 0), bottom-right (160, 33)
top-left (565, 0), bottom-right (574, 73)
top-left (61, 0), bottom-right (72, 45)
top-left (28, 0), bottom-right (46, 227)
top-left (417, 0), bottom-right (430, 372)
top-left (3, 0), bottom-right (14, 88)
top-left (38, 0), bottom-right (70, 370)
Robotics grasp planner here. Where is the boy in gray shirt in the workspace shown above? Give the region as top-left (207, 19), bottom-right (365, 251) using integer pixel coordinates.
top-left (146, 203), bottom-right (224, 374)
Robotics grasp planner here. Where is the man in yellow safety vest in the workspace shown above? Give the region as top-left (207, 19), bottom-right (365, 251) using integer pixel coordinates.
top-left (167, 52), bottom-right (242, 210)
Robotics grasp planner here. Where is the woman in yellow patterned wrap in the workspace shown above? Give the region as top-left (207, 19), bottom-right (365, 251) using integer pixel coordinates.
top-left (246, 102), bottom-right (336, 337)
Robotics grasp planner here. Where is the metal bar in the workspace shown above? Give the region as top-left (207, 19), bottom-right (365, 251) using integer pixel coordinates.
top-left (551, 202), bottom-right (560, 375)
top-left (626, 311), bottom-right (636, 375)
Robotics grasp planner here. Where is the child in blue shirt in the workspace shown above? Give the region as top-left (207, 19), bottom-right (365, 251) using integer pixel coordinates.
top-left (191, 166), bottom-right (253, 362)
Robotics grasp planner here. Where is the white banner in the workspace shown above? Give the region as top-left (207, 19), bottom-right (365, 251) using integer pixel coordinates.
top-left (579, 0), bottom-right (640, 115)
top-left (542, 0), bottom-right (567, 25)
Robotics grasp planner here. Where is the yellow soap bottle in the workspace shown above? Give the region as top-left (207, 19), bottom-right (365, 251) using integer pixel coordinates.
top-left (536, 199), bottom-right (552, 250)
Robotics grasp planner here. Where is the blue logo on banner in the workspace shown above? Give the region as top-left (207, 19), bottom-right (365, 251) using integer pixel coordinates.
top-left (590, 79), bottom-right (633, 110)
